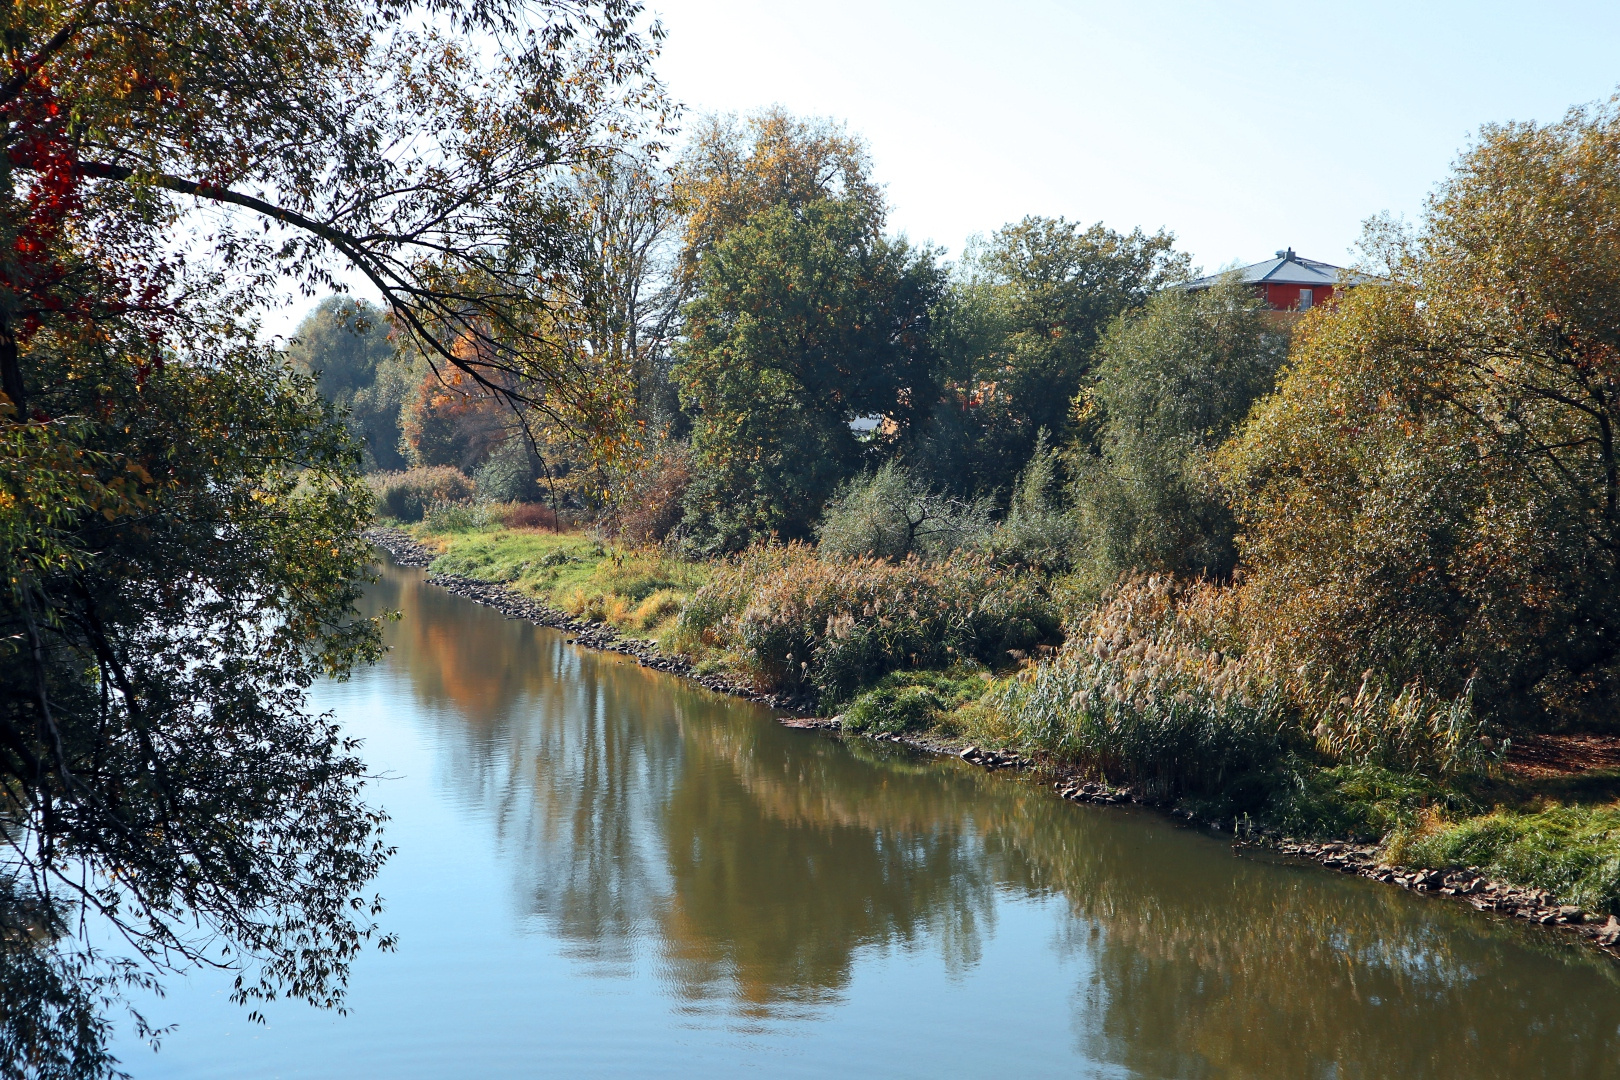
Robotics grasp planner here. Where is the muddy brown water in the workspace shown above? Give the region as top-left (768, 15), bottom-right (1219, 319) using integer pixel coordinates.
top-left (117, 558), bottom-right (1620, 1078)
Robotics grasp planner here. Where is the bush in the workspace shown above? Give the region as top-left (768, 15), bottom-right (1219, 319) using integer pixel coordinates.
top-left (474, 437), bottom-right (541, 503)
top-left (676, 542), bottom-right (1057, 706)
top-left (369, 466), bottom-right (475, 522)
top-left (817, 460), bottom-right (992, 561)
top-left (1395, 805), bottom-right (1620, 914)
top-left (610, 442), bottom-right (691, 544)
top-left (991, 431), bottom-right (1079, 572)
top-left (499, 502), bottom-right (560, 531)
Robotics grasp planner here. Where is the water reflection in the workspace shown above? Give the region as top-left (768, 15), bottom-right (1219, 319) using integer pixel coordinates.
top-left (373, 559), bottom-right (1620, 1078)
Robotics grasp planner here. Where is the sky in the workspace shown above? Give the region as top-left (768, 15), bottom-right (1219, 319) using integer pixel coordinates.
top-left (266, 0), bottom-right (1620, 337)
top-left (647, 0), bottom-right (1620, 271)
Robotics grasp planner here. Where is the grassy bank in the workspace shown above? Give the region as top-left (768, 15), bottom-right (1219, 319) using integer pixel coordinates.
top-left (400, 519), bottom-right (1620, 917)
top-left (403, 520), bottom-right (706, 641)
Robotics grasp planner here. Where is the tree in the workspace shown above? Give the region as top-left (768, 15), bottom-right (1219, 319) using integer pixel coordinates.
top-left (674, 196), bottom-right (943, 551)
top-left (674, 108), bottom-right (879, 288)
top-left (0, 0), bottom-right (668, 1071)
top-left (286, 298), bottom-right (411, 471)
top-left (1071, 276), bottom-right (1287, 587)
top-left (817, 460), bottom-right (992, 561)
top-left (2, 328), bottom-right (389, 1076)
top-left (1219, 98), bottom-right (1620, 726)
top-left (1, 0), bottom-right (671, 434)
top-left (545, 149), bottom-right (687, 518)
top-left (922, 217), bottom-right (1189, 495)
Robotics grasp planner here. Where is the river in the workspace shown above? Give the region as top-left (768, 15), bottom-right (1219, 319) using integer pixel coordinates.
top-left (115, 557), bottom-right (1620, 1078)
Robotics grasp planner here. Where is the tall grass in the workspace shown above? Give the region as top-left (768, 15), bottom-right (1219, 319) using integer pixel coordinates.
top-left (987, 575), bottom-right (1496, 804)
top-left (422, 498), bottom-right (495, 532)
top-left (369, 466), bottom-right (474, 522)
top-left (676, 543), bottom-right (1057, 705)
top-left (992, 576), bottom-right (1293, 801)
top-left (1308, 672), bottom-right (1500, 777)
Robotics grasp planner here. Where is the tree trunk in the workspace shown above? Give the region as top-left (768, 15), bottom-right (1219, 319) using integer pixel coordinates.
top-left (0, 309), bottom-right (23, 418)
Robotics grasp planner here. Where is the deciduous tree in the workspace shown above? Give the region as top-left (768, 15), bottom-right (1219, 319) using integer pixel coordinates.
top-left (674, 196), bottom-right (942, 551)
top-left (0, 0), bottom-right (669, 1072)
top-left (923, 218), bottom-right (1189, 495)
top-left (1220, 98), bottom-right (1620, 725)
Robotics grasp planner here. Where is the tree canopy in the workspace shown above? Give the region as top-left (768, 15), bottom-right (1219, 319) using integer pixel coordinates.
top-left (1221, 99), bottom-right (1620, 723)
top-left (0, 0), bottom-right (670, 1073)
top-left (674, 196), bottom-right (942, 551)
top-left (1072, 276), bottom-right (1287, 587)
top-left (287, 299), bottom-right (409, 470)
top-left (922, 217), bottom-right (1189, 495)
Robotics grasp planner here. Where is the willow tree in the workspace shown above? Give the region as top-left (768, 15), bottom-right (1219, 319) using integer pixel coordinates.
top-left (0, 1), bottom-right (667, 1074)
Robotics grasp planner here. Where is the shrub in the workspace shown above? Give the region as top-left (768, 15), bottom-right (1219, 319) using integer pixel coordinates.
top-left (611, 442), bottom-right (691, 544)
top-left (817, 460), bottom-right (992, 561)
top-left (676, 542), bottom-right (1057, 706)
top-left (422, 498), bottom-right (494, 532)
top-left (474, 437), bottom-right (541, 503)
top-left (369, 466), bottom-right (474, 522)
top-left (499, 502), bottom-right (560, 531)
top-left (991, 431), bottom-right (1079, 572)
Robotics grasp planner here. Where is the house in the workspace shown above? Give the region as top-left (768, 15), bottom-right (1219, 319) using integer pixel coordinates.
top-left (1183, 248), bottom-right (1375, 313)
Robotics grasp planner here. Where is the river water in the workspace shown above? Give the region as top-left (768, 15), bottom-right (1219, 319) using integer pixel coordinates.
top-left (116, 558), bottom-right (1620, 1077)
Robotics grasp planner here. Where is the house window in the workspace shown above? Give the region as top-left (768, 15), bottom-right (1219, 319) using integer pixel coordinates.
top-left (1298, 288), bottom-right (1314, 311)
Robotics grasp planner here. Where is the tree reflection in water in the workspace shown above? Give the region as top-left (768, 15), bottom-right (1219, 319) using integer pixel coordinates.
top-left (373, 560), bottom-right (1620, 1077)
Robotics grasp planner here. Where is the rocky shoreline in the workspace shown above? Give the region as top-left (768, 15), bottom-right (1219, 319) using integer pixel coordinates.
top-left (367, 526), bottom-right (1620, 961)
top-left (1262, 839), bottom-right (1620, 955)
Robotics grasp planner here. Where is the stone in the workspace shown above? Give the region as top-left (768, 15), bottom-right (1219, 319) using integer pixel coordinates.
top-left (1597, 917), bottom-right (1620, 947)
top-left (1559, 905), bottom-right (1583, 922)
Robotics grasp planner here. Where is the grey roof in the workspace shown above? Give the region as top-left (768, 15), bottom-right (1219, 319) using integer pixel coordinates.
top-left (1184, 249), bottom-right (1377, 290)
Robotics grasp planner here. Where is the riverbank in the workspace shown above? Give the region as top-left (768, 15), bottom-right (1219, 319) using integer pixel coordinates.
top-left (366, 527), bottom-right (804, 710)
top-left (372, 521), bottom-right (1620, 958)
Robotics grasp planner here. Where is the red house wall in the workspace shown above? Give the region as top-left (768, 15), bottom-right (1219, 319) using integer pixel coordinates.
top-left (1261, 282), bottom-right (1335, 311)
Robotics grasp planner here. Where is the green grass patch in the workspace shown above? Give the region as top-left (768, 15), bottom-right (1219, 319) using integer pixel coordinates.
top-left (411, 523), bottom-right (708, 636)
top-left (1392, 804), bottom-right (1620, 914)
top-left (841, 668), bottom-right (991, 736)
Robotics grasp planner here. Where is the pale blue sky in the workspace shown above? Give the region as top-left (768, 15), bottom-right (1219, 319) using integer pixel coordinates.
top-left (650, 0), bottom-right (1620, 272)
top-left (266, 1), bottom-right (1620, 337)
